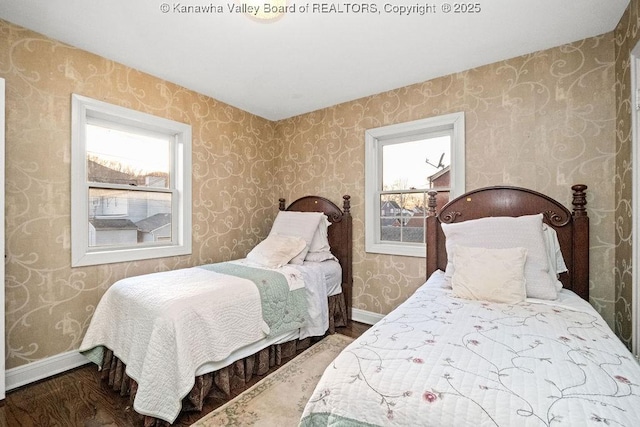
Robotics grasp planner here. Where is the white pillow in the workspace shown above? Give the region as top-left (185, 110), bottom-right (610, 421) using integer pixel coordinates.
top-left (269, 211), bottom-right (324, 264)
top-left (309, 216), bottom-right (331, 252)
top-left (246, 234), bottom-right (307, 268)
top-left (441, 214), bottom-right (558, 300)
top-left (305, 215), bottom-right (337, 262)
top-left (451, 245), bottom-right (528, 304)
top-left (542, 223), bottom-right (568, 291)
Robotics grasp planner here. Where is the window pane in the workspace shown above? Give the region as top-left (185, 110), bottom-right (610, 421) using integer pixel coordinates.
top-left (380, 193), bottom-right (401, 242)
top-left (380, 193), bottom-right (427, 244)
top-left (86, 124), bottom-right (171, 188)
top-left (382, 135), bottom-right (451, 190)
top-left (401, 193), bottom-right (426, 243)
top-left (88, 188), bottom-right (172, 248)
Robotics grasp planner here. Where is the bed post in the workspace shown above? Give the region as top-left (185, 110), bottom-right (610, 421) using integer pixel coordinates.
top-left (341, 195), bottom-right (353, 321)
top-left (426, 191), bottom-right (438, 278)
top-left (571, 184), bottom-right (589, 301)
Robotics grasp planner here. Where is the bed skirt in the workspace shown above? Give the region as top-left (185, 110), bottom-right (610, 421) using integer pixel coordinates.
top-left (98, 293), bottom-right (348, 426)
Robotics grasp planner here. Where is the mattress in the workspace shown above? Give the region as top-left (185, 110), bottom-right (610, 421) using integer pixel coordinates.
top-left (300, 270), bottom-right (640, 426)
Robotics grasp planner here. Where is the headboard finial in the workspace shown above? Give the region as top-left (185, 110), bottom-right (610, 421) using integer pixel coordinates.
top-left (571, 184), bottom-right (588, 217)
top-left (342, 195), bottom-right (351, 214)
top-left (279, 198), bottom-right (286, 211)
top-left (427, 191), bottom-right (438, 216)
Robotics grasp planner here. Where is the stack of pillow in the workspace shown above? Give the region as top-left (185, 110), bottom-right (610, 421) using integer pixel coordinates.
top-left (441, 213), bottom-right (567, 303)
top-left (246, 211), bottom-right (337, 269)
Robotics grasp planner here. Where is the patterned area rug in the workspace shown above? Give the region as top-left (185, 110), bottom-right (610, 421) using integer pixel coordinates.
top-left (191, 333), bottom-right (355, 426)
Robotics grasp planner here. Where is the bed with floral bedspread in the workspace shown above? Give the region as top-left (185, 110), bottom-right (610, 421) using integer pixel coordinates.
top-left (300, 271), bottom-right (640, 426)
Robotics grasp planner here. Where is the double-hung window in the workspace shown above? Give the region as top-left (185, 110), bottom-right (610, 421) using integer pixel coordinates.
top-left (365, 112), bottom-right (465, 257)
top-left (71, 94), bottom-right (192, 266)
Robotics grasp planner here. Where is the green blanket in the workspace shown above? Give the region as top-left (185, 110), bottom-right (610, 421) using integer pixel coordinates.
top-left (199, 262), bottom-right (308, 337)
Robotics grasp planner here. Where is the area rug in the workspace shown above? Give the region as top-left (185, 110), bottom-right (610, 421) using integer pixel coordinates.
top-left (191, 333), bottom-right (354, 427)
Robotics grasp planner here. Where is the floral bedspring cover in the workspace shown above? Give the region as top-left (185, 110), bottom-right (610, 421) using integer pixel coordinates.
top-left (300, 271), bottom-right (640, 426)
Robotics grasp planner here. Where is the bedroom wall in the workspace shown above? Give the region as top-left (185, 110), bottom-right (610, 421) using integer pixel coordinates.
top-left (613, 0), bottom-right (639, 349)
top-left (0, 19), bottom-right (278, 370)
top-left (0, 17), bottom-right (624, 372)
top-left (274, 33), bottom-right (618, 328)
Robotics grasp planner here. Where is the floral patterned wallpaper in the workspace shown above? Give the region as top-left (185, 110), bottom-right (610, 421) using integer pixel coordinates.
top-left (0, 13), bottom-right (627, 372)
top-left (614, 0), bottom-right (639, 349)
top-left (0, 20), bottom-right (278, 369)
top-left (276, 33), bottom-right (618, 330)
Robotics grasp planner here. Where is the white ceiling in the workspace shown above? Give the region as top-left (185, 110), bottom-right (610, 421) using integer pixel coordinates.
top-left (0, 0), bottom-right (630, 121)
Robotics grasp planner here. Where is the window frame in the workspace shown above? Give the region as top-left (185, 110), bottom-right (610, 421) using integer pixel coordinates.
top-left (364, 112), bottom-right (465, 257)
top-left (71, 94), bottom-right (192, 267)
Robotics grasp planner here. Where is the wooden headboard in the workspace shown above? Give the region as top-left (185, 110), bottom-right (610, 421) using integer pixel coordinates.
top-left (426, 185), bottom-right (589, 301)
top-left (279, 195), bottom-right (353, 319)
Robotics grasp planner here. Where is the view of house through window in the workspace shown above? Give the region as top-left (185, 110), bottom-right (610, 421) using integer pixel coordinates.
top-left (86, 124), bottom-right (173, 248)
top-left (365, 112), bottom-right (464, 257)
top-left (380, 135), bottom-right (451, 244)
top-left (71, 94), bottom-right (192, 267)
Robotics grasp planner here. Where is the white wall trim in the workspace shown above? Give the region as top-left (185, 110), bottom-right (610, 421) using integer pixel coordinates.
top-left (352, 308), bottom-right (385, 326)
top-left (5, 351), bottom-right (90, 392)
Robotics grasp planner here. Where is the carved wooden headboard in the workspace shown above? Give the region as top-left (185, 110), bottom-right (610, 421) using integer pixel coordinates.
top-left (426, 185), bottom-right (589, 301)
top-left (279, 195), bottom-right (353, 318)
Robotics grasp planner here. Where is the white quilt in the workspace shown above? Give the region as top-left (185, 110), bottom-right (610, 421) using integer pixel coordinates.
top-left (80, 263), bottom-right (303, 423)
top-left (300, 271), bottom-right (640, 426)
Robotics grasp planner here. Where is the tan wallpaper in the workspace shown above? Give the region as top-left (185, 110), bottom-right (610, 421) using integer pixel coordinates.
top-left (614, 0), bottom-right (639, 349)
top-left (0, 15), bottom-right (624, 372)
top-left (0, 19), bottom-right (278, 370)
top-left (275, 34), bottom-right (618, 327)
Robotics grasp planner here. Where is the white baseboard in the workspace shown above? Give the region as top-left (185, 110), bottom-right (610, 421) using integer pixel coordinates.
top-left (6, 350), bottom-right (91, 392)
top-left (351, 308), bottom-right (384, 325)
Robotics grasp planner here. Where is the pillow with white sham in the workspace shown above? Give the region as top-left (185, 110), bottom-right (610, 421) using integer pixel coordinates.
top-left (441, 214), bottom-right (558, 300)
top-left (451, 245), bottom-right (527, 304)
top-left (269, 211), bottom-right (324, 264)
top-left (305, 215), bottom-right (337, 262)
top-left (542, 223), bottom-right (568, 291)
top-left (246, 234), bottom-right (307, 268)
top-left (309, 215), bottom-right (331, 252)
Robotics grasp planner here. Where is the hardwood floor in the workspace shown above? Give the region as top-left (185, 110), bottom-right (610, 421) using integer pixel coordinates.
top-left (2, 322), bottom-right (371, 427)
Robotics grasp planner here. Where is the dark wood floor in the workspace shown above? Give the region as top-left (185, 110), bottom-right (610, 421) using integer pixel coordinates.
top-left (1, 322), bottom-right (370, 427)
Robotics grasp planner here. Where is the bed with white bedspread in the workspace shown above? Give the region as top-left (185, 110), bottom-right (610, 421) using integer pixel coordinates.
top-left (79, 195), bottom-right (353, 426)
top-left (300, 185), bottom-right (640, 426)
top-left (300, 271), bottom-right (640, 426)
top-left (82, 261), bottom-right (312, 422)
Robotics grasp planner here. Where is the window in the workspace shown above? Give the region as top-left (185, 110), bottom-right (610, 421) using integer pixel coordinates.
top-left (71, 94), bottom-right (192, 266)
top-left (365, 112), bottom-right (465, 257)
